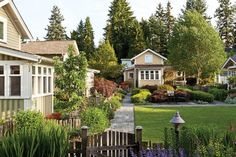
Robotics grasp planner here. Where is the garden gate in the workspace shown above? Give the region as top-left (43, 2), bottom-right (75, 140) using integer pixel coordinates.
top-left (81, 126), bottom-right (143, 157)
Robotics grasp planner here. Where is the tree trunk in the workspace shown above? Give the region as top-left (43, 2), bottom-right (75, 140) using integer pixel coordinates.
top-left (196, 69), bottom-right (202, 85)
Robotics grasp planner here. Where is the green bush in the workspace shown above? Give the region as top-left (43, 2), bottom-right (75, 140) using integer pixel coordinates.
top-left (209, 88), bottom-right (228, 101)
top-left (190, 90), bottom-right (214, 103)
top-left (131, 89), bottom-right (151, 103)
top-left (0, 122), bottom-right (69, 157)
top-left (228, 89), bottom-right (236, 94)
top-left (225, 97), bottom-right (236, 104)
top-left (81, 107), bottom-right (109, 134)
top-left (116, 88), bottom-right (127, 96)
top-left (15, 110), bottom-right (44, 130)
top-left (158, 84), bottom-right (174, 91)
top-left (98, 101), bottom-right (114, 120)
top-left (131, 88), bottom-right (141, 96)
top-left (108, 96), bottom-right (122, 110)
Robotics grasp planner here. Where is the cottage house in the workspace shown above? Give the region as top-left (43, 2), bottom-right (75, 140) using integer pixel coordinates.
top-left (22, 40), bottom-right (100, 97)
top-left (122, 49), bottom-right (185, 87)
top-left (0, 0), bottom-right (54, 119)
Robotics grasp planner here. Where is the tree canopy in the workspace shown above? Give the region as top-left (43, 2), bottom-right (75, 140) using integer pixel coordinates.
top-left (168, 11), bottom-right (226, 84)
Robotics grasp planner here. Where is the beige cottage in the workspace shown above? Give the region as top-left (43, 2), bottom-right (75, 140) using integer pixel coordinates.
top-left (0, 0), bottom-right (54, 119)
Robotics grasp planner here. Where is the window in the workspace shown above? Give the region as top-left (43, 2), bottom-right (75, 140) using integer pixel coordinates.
top-left (32, 76), bottom-right (35, 95)
top-left (0, 17), bottom-right (7, 42)
top-left (155, 71), bottom-right (159, 80)
top-left (150, 71), bottom-right (154, 80)
top-left (48, 77), bottom-right (51, 93)
top-left (129, 72), bottom-right (133, 79)
top-left (141, 71), bottom-right (144, 80)
top-left (38, 76), bottom-right (41, 94)
top-left (32, 66), bottom-right (35, 75)
top-left (0, 66), bottom-right (4, 96)
top-left (145, 55), bottom-right (153, 63)
top-left (10, 66), bottom-right (21, 96)
top-left (145, 71), bottom-right (149, 80)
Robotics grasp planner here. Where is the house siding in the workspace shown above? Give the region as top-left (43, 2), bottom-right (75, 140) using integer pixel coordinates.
top-left (0, 99), bottom-right (24, 119)
top-left (0, 7), bottom-right (21, 50)
top-left (135, 51), bottom-right (164, 65)
top-left (32, 95), bottom-right (53, 116)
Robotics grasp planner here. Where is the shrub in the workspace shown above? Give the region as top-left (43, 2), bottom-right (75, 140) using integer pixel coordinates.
top-left (175, 89), bottom-right (190, 102)
top-left (228, 89), bottom-right (236, 94)
top-left (15, 111), bottom-right (44, 130)
top-left (98, 101), bottom-right (114, 120)
top-left (131, 88), bottom-right (141, 96)
top-left (208, 88), bottom-right (228, 101)
top-left (141, 85), bottom-right (158, 93)
top-left (158, 84), bottom-right (174, 91)
top-left (119, 81), bottom-right (130, 91)
top-left (225, 97), bottom-right (236, 104)
top-left (0, 122), bottom-right (69, 157)
top-left (190, 90), bottom-right (214, 103)
top-left (45, 112), bottom-right (62, 120)
top-left (94, 77), bottom-right (117, 97)
top-left (108, 96), bottom-right (122, 111)
top-left (131, 89), bottom-right (151, 103)
top-left (149, 90), bottom-right (167, 103)
top-left (80, 107), bottom-right (109, 134)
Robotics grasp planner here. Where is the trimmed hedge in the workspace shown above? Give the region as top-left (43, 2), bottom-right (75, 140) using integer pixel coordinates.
top-left (208, 88), bottom-right (228, 101)
top-left (131, 89), bottom-right (151, 103)
top-left (190, 90), bottom-right (214, 103)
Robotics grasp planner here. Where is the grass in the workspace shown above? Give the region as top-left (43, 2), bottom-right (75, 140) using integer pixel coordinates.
top-left (135, 106), bottom-right (236, 143)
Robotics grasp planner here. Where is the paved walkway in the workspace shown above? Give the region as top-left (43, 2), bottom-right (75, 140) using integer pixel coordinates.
top-left (108, 93), bottom-right (135, 133)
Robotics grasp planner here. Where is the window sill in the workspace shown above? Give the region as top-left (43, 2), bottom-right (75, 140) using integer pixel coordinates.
top-left (0, 96), bottom-right (27, 99)
top-left (32, 93), bottom-right (53, 98)
top-left (0, 39), bottom-right (7, 44)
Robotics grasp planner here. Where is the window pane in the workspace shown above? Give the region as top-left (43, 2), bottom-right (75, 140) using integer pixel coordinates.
top-left (145, 55), bottom-right (153, 63)
top-left (129, 73), bottom-right (133, 79)
top-left (32, 66), bottom-right (35, 75)
top-left (0, 22), bottom-right (3, 40)
top-left (155, 71), bottom-right (159, 80)
top-left (10, 66), bottom-right (20, 74)
top-left (0, 77), bottom-right (4, 96)
top-left (38, 76), bottom-right (41, 94)
top-left (48, 77), bottom-right (51, 93)
top-left (10, 76), bottom-right (21, 96)
top-left (141, 71), bottom-right (144, 80)
top-left (150, 71), bottom-right (154, 80)
top-left (43, 77), bottom-right (47, 93)
top-left (0, 66), bottom-right (3, 74)
top-left (145, 71), bottom-right (149, 80)
top-left (38, 67), bottom-right (41, 75)
top-left (32, 76), bottom-right (35, 95)
top-left (48, 68), bottom-right (51, 75)
top-left (43, 67), bottom-right (47, 75)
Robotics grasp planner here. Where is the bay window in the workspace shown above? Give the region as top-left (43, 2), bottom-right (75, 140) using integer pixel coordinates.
top-left (140, 70), bottom-right (160, 80)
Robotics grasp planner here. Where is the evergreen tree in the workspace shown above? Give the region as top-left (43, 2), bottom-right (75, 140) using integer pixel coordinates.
top-left (104, 0), bottom-right (135, 60)
top-left (83, 17), bottom-right (95, 58)
top-left (165, 1), bottom-right (175, 41)
top-left (45, 5), bottom-right (66, 40)
top-left (215, 0), bottom-right (234, 49)
top-left (183, 0), bottom-right (210, 20)
top-left (71, 20), bottom-right (86, 51)
top-left (89, 40), bottom-right (122, 79)
top-left (140, 18), bottom-right (152, 48)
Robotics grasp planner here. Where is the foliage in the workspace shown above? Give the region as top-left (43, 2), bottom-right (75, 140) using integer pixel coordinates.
top-left (0, 122), bottom-right (69, 157)
top-left (89, 40), bottom-right (123, 79)
top-left (94, 77), bottom-right (117, 97)
top-left (108, 96), bottom-right (122, 110)
top-left (208, 88), bottom-right (228, 101)
top-left (141, 85), bottom-right (158, 93)
top-left (45, 112), bottom-right (62, 120)
top-left (225, 97), bottom-right (236, 104)
top-left (71, 17), bottom-right (95, 60)
top-left (131, 89), bottom-right (151, 103)
top-left (15, 111), bottom-right (44, 130)
top-left (228, 88), bottom-right (236, 94)
top-left (168, 11), bottom-right (226, 84)
top-left (158, 84), bottom-right (174, 91)
top-left (175, 90), bottom-right (190, 102)
top-left (80, 107), bottom-right (109, 134)
top-left (45, 5), bottom-right (66, 40)
top-left (149, 90), bottom-right (167, 103)
top-left (190, 90), bottom-right (214, 102)
top-left (215, 0), bottom-right (234, 49)
top-left (228, 76), bottom-right (236, 85)
top-left (131, 88), bottom-right (141, 96)
top-left (54, 46), bottom-right (88, 112)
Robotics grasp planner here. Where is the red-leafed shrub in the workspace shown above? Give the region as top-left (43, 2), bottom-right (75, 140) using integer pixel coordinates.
top-left (46, 112), bottom-right (62, 120)
top-left (175, 90), bottom-right (190, 102)
top-left (94, 77), bottom-right (117, 97)
top-left (149, 90), bottom-right (168, 103)
top-left (119, 81), bottom-right (130, 91)
top-left (141, 85), bottom-right (158, 93)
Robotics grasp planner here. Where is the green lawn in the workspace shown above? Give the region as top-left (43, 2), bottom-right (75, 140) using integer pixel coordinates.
top-left (135, 106), bottom-right (236, 143)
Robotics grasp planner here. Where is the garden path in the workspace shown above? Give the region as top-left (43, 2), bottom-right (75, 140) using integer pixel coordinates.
top-left (108, 93), bottom-right (135, 133)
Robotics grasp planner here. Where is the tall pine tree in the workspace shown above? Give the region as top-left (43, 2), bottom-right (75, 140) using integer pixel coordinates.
top-left (45, 6), bottom-right (66, 40)
top-left (165, 1), bottom-right (175, 41)
top-left (215, 0), bottom-right (234, 49)
top-left (104, 0), bottom-right (135, 61)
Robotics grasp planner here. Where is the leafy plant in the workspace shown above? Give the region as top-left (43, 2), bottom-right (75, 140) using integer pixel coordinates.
top-left (158, 84), bottom-right (174, 91)
top-left (190, 90), bottom-right (214, 103)
top-left (94, 77), bottom-right (117, 97)
top-left (225, 97), bottom-right (236, 104)
top-left (131, 89), bottom-right (151, 103)
top-left (208, 88), bottom-right (228, 101)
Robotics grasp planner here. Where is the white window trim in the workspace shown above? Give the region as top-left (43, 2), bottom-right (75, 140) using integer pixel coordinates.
top-left (9, 65), bottom-right (22, 96)
top-left (0, 16), bottom-right (7, 43)
top-left (139, 70), bottom-right (161, 80)
top-left (32, 65), bottom-right (53, 98)
top-left (145, 55), bottom-right (153, 63)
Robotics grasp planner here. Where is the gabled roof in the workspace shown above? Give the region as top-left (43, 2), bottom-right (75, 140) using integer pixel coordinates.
top-left (0, 46), bottom-right (53, 63)
top-left (21, 40), bottom-right (79, 55)
top-left (0, 0), bottom-right (33, 40)
top-left (131, 49), bottom-right (167, 61)
top-left (222, 55), bottom-right (236, 69)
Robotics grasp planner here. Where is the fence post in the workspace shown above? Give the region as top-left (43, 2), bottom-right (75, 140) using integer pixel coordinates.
top-left (136, 126), bottom-right (143, 157)
top-left (82, 126), bottom-right (89, 157)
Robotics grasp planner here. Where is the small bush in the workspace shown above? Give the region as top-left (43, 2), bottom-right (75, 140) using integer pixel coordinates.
top-left (141, 85), bottom-right (158, 93)
top-left (131, 88), bottom-right (141, 96)
top-left (149, 90), bottom-right (167, 103)
top-left (225, 97), bottom-right (236, 104)
top-left (190, 90), bottom-right (214, 103)
top-left (158, 84), bottom-right (174, 91)
top-left (209, 88), bottom-right (228, 101)
top-left (94, 77), bottom-right (117, 97)
top-left (81, 107), bottom-right (109, 134)
top-left (98, 101), bottom-right (114, 120)
top-left (131, 89), bottom-right (151, 103)
top-left (175, 89), bottom-right (190, 102)
top-left (108, 96), bottom-right (122, 110)
top-left (228, 89), bottom-right (236, 94)
top-left (15, 110), bottom-right (44, 130)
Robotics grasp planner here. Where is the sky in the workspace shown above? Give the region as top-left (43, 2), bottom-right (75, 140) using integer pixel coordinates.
top-left (14, 0), bottom-right (236, 46)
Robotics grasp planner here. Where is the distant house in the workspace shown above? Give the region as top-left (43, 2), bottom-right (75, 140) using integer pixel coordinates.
top-left (0, 0), bottom-right (54, 119)
top-left (218, 54), bottom-right (236, 84)
top-left (22, 40), bottom-right (99, 97)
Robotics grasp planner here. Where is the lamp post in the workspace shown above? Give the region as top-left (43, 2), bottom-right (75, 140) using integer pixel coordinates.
top-left (170, 111), bottom-right (185, 151)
